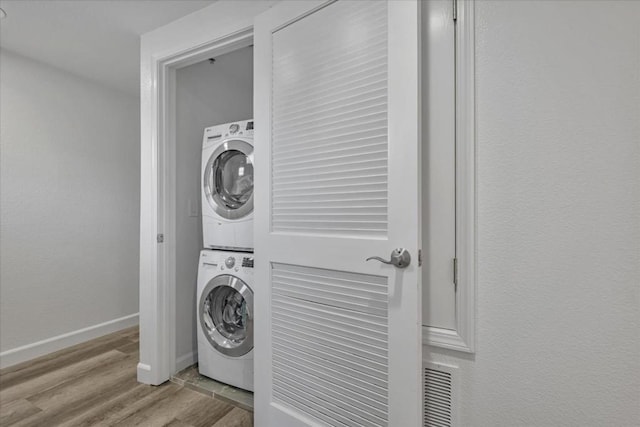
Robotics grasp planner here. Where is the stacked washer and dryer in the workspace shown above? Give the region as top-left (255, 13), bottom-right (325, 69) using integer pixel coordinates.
top-left (197, 120), bottom-right (254, 392)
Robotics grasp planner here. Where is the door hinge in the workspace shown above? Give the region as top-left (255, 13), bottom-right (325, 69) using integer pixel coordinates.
top-left (453, 257), bottom-right (458, 290)
top-left (157, 233), bottom-right (164, 243)
top-left (453, 0), bottom-right (458, 21)
top-left (418, 249), bottom-right (423, 267)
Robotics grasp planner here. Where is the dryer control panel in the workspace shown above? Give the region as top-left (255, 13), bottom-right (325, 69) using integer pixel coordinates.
top-left (202, 119), bottom-right (254, 150)
top-left (223, 120), bottom-right (254, 138)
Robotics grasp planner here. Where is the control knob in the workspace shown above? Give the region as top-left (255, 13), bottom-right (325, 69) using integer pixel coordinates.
top-left (225, 257), bottom-right (235, 269)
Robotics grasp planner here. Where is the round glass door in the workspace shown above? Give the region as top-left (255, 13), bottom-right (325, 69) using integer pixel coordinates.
top-left (204, 139), bottom-right (253, 220)
top-left (199, 275), bottom-right (253, 357)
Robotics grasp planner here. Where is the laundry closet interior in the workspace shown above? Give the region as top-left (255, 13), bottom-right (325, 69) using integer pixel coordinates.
top-left (173, 44), bottom-right (255, 393)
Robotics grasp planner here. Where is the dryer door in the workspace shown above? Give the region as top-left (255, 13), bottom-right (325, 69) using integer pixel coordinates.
top-left (203, 139), bottom-right (254, 220)
top-left (199, 274), bottom-right (254, 357)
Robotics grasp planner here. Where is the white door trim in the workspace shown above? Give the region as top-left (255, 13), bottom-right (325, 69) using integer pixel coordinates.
top-left (423, 0), bottom-right (476, 353)
top-left (453, 0), bottom-right (477, 354)
top-left (138, 0), bottom-right (276, 385)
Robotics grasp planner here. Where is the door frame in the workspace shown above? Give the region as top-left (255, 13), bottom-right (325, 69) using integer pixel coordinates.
top-left (138, 1), bottom-right (276, 385)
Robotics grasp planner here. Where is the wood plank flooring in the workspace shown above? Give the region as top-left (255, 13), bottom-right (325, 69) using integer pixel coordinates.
top-left (0, 327), bottom-right (252, 427)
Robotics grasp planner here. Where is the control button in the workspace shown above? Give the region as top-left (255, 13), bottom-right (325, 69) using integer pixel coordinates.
top-left (229, 124), bottom-right (240, 134)
top-left (235, 267), bottom-right (239, 272)
top-left (225, 257), bottom-right (236, 269)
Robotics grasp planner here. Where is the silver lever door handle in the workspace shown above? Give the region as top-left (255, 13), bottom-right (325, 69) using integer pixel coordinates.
top-left (366, 248), bottom-right (411, 269)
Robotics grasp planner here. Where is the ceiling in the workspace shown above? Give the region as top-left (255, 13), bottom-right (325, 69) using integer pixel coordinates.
top-left (0, 0), bottom-right (217, 96)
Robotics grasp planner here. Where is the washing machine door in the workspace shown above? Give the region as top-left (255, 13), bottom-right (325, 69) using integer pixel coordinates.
top-left (199, 274), bottom-right (253, 357)
top-left (203, 139), bottom-right (254, 220)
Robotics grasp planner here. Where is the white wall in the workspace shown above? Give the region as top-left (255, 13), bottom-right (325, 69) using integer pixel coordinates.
top-left (174, 46), bottom-right (253, 366)
top-left (421, 0), bottom-right (457, 331)
top-left (426, 1), bottom-right (640, 425)
top-left (0, 51), bottom-right (140, 367)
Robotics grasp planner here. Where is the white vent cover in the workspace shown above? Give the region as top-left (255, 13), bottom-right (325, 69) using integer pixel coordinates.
top-left (424, 362), bottom-right (458, 427)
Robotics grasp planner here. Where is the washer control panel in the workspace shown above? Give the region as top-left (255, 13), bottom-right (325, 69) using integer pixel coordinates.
top-left (201, 250), bottom-right (254, 273)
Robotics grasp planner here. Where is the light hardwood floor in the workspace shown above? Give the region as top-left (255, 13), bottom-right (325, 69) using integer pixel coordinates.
top-left (0, 327), bottom-right (253, 427)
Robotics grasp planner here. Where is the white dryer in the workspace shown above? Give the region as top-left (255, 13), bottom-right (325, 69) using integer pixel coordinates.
top-left (201, 120), bottom-right (254, 251)
top-left (197, 249), bottom-right (254, 392)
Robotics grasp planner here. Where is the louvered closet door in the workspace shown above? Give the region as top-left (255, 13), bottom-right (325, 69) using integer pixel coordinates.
top-left (254, 1), bottom-right (422, 426)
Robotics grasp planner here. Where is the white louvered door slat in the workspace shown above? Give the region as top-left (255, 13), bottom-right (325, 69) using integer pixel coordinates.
top-left (271, 0), bottom-right (388, 239)
top-left (255, 1), bottom-right (422, 426)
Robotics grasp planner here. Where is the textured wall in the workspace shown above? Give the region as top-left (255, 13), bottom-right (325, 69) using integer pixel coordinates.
top-left (0, 51), bottom-right (140, 353)
top-left (174, 46), bottom-right (253, 363)
top-left (425, 1), bottom-right (640, 425)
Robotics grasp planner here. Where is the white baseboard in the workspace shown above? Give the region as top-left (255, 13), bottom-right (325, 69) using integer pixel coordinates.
top-left (0, 313), bottom-right (139, 369)
top-left (137, 362), bottom-right (153, 384)
top-left (175, 351), bottom-right (197, 372)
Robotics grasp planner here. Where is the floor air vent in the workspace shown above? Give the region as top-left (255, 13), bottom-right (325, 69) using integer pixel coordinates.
top-left (424, 362), bottom-right (458, 427)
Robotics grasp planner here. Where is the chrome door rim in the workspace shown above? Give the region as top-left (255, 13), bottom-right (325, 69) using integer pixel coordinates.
top-left (199, 274), bottom-right (254, 357)
top-left (203, 138), bottom-right (254, 220)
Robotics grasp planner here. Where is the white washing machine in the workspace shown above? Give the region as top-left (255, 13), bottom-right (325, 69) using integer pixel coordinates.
top-left (201, 120), bottom-right (254, 251)
top-left (197, 249), bottom-right (254, 392)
